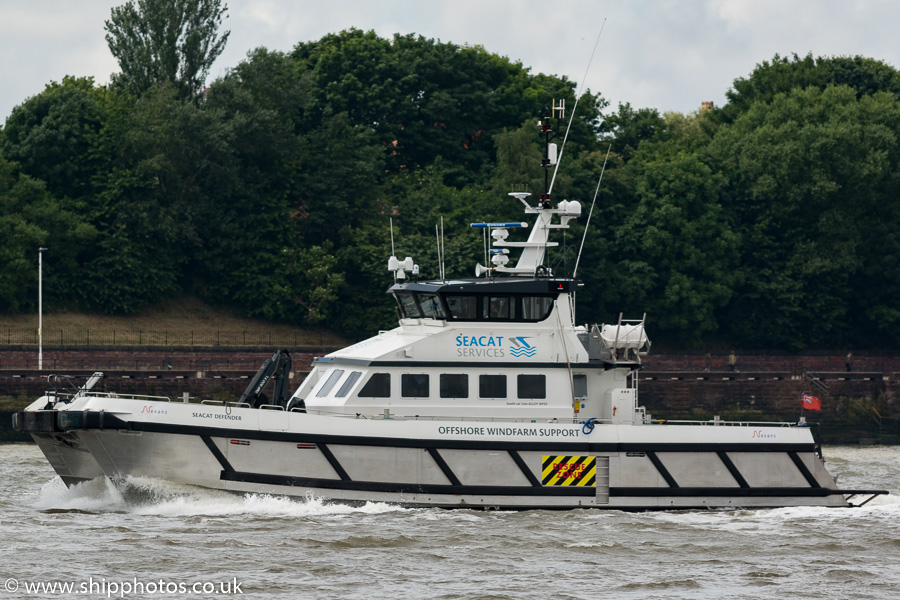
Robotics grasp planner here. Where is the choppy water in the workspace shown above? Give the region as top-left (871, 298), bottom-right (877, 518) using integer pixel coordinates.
top-left (1, 444), bottom-right (898, 600)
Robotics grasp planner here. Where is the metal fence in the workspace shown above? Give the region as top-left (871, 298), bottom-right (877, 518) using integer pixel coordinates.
top-left (1, 328), bottom-right (338, 347)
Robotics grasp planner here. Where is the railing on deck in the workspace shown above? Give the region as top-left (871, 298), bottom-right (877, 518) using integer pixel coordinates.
top-left (41, 392), bottom-right (808, 428)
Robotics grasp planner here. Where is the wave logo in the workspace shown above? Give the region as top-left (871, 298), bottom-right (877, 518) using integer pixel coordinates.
top-left (509, 336), bottom-right (536, 358)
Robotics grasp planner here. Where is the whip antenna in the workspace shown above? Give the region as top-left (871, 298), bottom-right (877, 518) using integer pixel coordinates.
top-left (573, 144), bottom-right (612, 279)
top-left (548, 18), bottom-right (606, 195)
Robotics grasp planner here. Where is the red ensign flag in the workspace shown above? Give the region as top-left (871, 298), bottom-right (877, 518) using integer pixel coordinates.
top-left (801, 393), bottom-right (821, 411)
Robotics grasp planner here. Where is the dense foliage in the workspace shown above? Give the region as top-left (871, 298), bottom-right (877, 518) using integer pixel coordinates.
top-left (2, 19), bottom-right (899, 350)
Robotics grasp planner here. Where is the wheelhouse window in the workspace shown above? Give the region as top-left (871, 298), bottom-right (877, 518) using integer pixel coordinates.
top-left (336, 371), bottom-right (362, 398)
top-left (440, 374), bottom-right (468, 398)
top-left (395, 292), bottom-right (422, 319)
top-left (316, 369), bottom-right (344, 397)
top-left (483, 296), bottom-right (516, 320)
top-left (517, 374), bottom-right (546, 399)
top-left (418, 294), bottom-right (447, 320)
top-left (445, 295), bottom-right (477, 320)
top-left (522, 296), bottom-right (554, 320)
top-left (395, 292), bottom-right (447, 320)
top-left (358, 373), bottom-right (390, 398)
top-left (401, 374), bottom-right (430, 397)
top-left (399, 292), bottom-right (554, 322)
top-left (479, 374), bottom-right (507, 399)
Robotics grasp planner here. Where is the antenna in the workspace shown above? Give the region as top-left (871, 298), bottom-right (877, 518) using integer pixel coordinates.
top-left (483, 227), bottom-right (488, 274)
top-left (435, 223), bottom-right (446, 281)
top-left (548, 18), bottom-right (606, 195)
top-left (441, 216), bottom-right (446, 281)
top-left (390, 217), bottom-right (396, 282)
top-left (572, 144), bottom-right (612, 279)
top-left (390, 217), bottom-right (396, 256)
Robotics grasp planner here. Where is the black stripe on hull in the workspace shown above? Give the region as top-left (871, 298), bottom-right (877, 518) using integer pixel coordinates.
top-left (221, 470), bottom-right (596, 497)
top-left (200, 435), bottom-right (234, 472)
top-left (646, 452), bottom-right (679, 488)
top-left (611, 487), bottom-right (848, 498)
top-left (318, 444), bottom-right (352, 481)
top-left (428, 448), bottom-right (462, 486)
top-left (91, 414), bottom-right (819, 454)
top-left (717, 451), bottom-right (750, 488)
top-left (509, 450), bottom-right (542, 487)
top-left (788, 451), bottom-right (822, 488)
top-left (217, 472), bottom-right (857, 499)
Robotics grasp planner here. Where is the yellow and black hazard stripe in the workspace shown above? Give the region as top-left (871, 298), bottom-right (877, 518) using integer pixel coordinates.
top-left (541, 455), bottom-right (596, 486)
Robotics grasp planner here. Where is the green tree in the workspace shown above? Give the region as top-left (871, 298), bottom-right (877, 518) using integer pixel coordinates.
top-left (599, 102), bottom-right (669, 163)
top-left (105, 0), bottom-right (230, 100)
top-left (721, 53), bottom-right (900, 122)
top-left (0, 152), bottom-right (97, 312)
top-left (610, 134), bottom-right (738, 341)
top-left (292, 29), bottom-right (605, 180)
top-left (1, 76), bottom-right (108, 204)
top-left (192, 49), bottom-right (310, 311)
top-left (84, 83), bottom-right (236, 312)
top-left (710, 85), bottom-right (900, 347)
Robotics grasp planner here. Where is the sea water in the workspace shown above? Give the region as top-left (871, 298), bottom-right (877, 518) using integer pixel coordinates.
top-left (1, 444), bottom-right (898, 599)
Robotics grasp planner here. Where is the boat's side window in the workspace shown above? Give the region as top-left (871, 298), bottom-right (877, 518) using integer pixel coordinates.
top-left (445, 295), bottom-right (477, 320)
top-left (358, 373), bottom-right (391, 398)
top-left (479, 374), bottom-right (506, 399)
top-left (522, 296), bottom-right (554, 320)
top-left (573, 374), bottom-right (587, 399)
top-left (401, 374), bottom-right (430, 397)
top-left (335, 371), bottom-right (362, 398)
top-left (395, 292), bottom-right (422, 319)
top-left (517, 374), bottom-right (546, 399)
top-left (440, 374), bottom-right (468, 398)
top-left (418, 293), bottom-right (447, 320)
top-left (483, 296), bottom-right (516, 320)
top-left (316, 369), bottom-right (345, 397)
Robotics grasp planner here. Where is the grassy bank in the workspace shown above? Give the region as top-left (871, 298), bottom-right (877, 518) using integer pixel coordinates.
top-left (0, 296), bottom-right (351, 347)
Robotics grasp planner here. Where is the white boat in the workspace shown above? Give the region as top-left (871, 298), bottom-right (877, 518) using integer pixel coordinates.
top-left (14, 106), bottom-right (887, 509)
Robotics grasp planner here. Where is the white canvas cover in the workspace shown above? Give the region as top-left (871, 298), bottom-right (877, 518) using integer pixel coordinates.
top-left (599, 323), bottom-right (649, 349)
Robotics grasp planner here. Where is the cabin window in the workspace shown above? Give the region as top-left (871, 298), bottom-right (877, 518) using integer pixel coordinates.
top-left (395, 292), bottom-right (422, 319)
top-left (316, 369), bottom-right (344, 397)
top-left (573, 374), bottom-right (588, 399)
top-left (335, 371), bottom-right (362, 398)
top-left (517, 374), bottom-right (546, 399)
top-left (358, 373), bottom-right (391, 398)
top-left (483, 296), bottom-right (516, 320)
top-left (418, 293), bottom-right (447, 319)
top-left (401, 374), bottom-right (430, 397)
top-left (522, 296), bottom-right (554, 320)
top-left (445, 295), bottom-right (477, 320)
top-left (479, 374), bottom-right (506, 399)
top-left (440, 374), bottom-right (468, 398)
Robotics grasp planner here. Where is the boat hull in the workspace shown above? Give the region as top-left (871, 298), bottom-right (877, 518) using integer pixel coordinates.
top-left (16, 400), bottom-right (862, 510)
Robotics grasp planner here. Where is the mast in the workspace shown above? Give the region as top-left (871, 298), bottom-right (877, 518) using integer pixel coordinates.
top-left (472, 101), bottom-right (581, 278)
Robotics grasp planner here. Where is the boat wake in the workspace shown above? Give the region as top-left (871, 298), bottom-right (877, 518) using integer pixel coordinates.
top-left (36, 476), bottom-right (407, 518)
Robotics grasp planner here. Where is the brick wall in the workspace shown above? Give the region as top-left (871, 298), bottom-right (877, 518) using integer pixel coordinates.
top-left (637, 371), bottom-right (891, 418)
top-left (0, 346), bottom-right (333, 372)
top-left (642, 352), bottom-right (899, 374)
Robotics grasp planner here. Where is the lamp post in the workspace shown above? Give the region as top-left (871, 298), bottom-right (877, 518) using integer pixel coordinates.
top-left (38, 247), bottom-right (47, 371)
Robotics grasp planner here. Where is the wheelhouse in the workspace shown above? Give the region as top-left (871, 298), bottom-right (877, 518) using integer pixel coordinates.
top-left (391, 278), bottom-right (575, 323)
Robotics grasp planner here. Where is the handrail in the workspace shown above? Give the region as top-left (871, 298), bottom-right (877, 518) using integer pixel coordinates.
top-left (648, 419), bottom-right (796, 427)
top-left (50, 391), bottom-right (172, 402)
